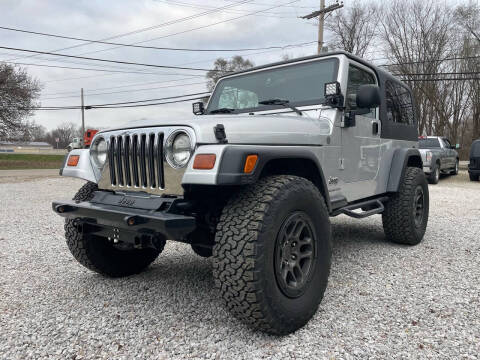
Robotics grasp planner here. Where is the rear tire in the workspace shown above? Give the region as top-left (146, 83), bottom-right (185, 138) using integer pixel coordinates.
top-left (470, 173), bottom-right (479, 181)
top-left (65, 182), bottom-right (163, 277)
top-left (382, 167), bottom-right (429, 245)
top-left (213, 175), bottom-right (331, 335)
top-left (428, 164), bottom-right (440, 184)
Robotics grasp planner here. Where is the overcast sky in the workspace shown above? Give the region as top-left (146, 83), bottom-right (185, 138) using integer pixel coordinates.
top-left (1, 0), bottom-right (471, 131)
top-left (0, 0), bottom-right (334, 131)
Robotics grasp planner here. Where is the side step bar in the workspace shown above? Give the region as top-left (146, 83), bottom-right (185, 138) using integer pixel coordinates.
top-left (334, 197), bottom-right (389, 219)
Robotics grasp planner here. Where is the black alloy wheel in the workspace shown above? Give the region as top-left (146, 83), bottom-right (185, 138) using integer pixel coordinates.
top-left (275, 212), bottom-right (316, 299)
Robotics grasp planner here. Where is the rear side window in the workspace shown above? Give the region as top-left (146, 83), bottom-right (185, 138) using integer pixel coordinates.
top-left (419, 138), bottom-right (441, 148)
top-left (385, 81), bottom-right (414, 125)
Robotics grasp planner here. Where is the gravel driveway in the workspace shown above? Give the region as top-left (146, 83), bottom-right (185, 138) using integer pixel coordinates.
top-left (0, 174), bottom-right (479, 359)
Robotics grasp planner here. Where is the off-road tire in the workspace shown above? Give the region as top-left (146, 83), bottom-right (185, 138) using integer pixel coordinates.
top-left (191, 244), bottom-right (213, 258)
top-left (470, 173), bottom-right (479, 181)
top-left (213, 175), bottom-right (331, 335)
top-left (428, 164), bottom-right (440, 184)
top-left (65, 181), bottom-right (163, 277)
top-left (382, 167), bottom-right (429, 245)
top-left (450, 159), bottom-right (459, 175)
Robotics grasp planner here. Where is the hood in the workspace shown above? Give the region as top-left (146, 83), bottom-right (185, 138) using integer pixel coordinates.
top-left (101, 111), bottom-right (336, 145)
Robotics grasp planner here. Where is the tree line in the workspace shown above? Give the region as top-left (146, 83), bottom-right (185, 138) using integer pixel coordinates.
top-left (324, 0), bottom-right (480, 158)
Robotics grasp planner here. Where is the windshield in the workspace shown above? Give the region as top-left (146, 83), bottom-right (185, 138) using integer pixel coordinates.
top-left (207, 58), bottom-right (339, 114)
top-left (419, 138), bottom-right (440, 149)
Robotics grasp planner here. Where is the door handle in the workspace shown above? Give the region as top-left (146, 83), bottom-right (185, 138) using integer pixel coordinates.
top-left (372, 122), bottom-right (379, 135)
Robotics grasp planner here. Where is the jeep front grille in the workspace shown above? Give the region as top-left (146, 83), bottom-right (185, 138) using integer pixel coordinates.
top-left (107, 132), bottom-right (165, 190)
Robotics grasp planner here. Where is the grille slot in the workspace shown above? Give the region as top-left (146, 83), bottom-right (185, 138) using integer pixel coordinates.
top-left (107, 132), bottom-right (164, 189)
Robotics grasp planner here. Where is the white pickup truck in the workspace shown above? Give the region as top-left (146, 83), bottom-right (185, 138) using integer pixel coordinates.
top-left (418, 136), bottom-right (459, 184)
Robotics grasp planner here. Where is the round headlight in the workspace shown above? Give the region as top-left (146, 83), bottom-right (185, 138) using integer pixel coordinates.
top-left (91, 137), bottom-right (107, 168)
top-left (166, 131), bottom-right (192, 168)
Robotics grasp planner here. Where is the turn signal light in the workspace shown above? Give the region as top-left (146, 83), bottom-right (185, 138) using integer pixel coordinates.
top-left (193, 154), bottom-right (216, 170)
top-left (244, 155), bottom-right (258, 173)
top-left (67, 155), bottom-right (80, 167)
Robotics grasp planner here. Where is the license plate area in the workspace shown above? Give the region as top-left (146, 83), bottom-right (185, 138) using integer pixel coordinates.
top-left (89, 191), bottom-right (173, 211)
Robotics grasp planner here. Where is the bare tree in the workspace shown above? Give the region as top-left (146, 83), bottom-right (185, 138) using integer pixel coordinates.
top-left (206, 56), bottom-right (254, 91)
top-left (455, 1), bottom-right (480, 43)
top-left (325, 0), bottom-right (378, 58)
top-left (379, 0), bottom-right (453, 136)
top-left (45, 122), bottom-right (79, 148)
top-left (0, 63), bottom-right (41, 139)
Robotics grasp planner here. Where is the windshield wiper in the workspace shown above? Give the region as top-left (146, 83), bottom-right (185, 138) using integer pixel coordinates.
top-left (209, 107), bottom-right (235, 114)
top-left (258, 99), bottom-right (302, 116)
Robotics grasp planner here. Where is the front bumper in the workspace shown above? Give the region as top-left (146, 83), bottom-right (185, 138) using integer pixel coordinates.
top-left (52, 191), bottom-right (196, 241)
top-left (468, 168), bottom-right (480, 175)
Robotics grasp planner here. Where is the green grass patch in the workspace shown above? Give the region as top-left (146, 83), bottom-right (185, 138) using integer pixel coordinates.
top-left (0, 153), bottom-right (65, 170)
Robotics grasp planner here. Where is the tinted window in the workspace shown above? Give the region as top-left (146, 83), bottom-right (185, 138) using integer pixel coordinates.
top-left (443, 138), bottom-right (452, 148)
top-left (208, 58), bottom-right (338, 114)
top-left (419, 138), bottom-right (441, 148)
top-left (346, 65), bottom-right (376, 118)
top-left (385, 81), bottom-right (414, 125)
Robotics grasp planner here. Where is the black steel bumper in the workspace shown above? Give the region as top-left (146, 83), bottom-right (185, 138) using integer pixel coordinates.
top-left (52, 191), bottom-right (196, 241)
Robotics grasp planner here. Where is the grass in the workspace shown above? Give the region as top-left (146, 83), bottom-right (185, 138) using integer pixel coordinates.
top-left (0, 153), bottom-right (65, 170)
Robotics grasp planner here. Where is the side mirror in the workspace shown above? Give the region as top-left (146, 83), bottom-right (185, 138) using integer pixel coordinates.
top-left (192, 102), bottom-right (205, 115)
top-left (356, 85), bottom-right (381, 109)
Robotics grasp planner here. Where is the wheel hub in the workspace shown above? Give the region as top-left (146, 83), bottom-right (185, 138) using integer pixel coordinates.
top-left (413, 186), bottom-right (425, 228)
top-left (275, 212), bottom-right (316, 298)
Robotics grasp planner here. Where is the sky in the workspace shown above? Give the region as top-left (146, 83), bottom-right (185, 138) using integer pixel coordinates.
top-left (0, 0), bottom-right (331, 131)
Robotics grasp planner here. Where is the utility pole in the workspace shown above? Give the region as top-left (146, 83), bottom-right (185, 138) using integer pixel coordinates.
top-left (301, 0), bottom-right (344, 54)
top-left (81, 88), bottom-right (85, 148)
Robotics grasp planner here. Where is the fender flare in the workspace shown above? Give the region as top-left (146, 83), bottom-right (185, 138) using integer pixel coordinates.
top-left (386, 148), bottom-right (423, 192)
top-left (215, 145), bottom-right (332, 211)
top-left (60, 149), bottom-right (99, 183)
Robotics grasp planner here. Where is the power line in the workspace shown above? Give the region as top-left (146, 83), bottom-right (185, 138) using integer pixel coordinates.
top-left (0, 45), bottom-right (219, 72)
top-left (156, 0), bottom-right (298, 18)
top-left (40, 81), bottom-right (207, 100)
top-left (3, 60), bottom-right (206, 76)
top-left (47, 0), bottom-right (303, 59)
top-left (393, 71), bottom-right (480, 76)
top-left (0, 25), bottom-right (309, 52)
top-left (380, 54), bottom-right (480, 67)
top-left (399, 77), bottom-right (480, 82)
top-left (41, 77), bottom-right (203, 96)
top-left (88, 91), bottom-right (211, 107)
top-left (4, 0), bottom-right (255, 62)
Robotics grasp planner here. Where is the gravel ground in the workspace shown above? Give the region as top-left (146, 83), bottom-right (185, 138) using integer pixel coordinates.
top-left (0, 173), bottom-right (479, 359)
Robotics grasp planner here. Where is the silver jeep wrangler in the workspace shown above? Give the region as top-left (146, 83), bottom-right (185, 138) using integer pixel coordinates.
top-left (53, 51), bottom-right (429, 335)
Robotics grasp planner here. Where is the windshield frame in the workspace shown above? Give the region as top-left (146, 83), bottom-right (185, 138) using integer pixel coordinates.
top-left (206, 57), bottom-right (340, 115)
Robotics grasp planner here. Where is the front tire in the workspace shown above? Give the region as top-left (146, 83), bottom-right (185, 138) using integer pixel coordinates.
top-left (213, 175), bottom-right (331, 335)
top-left (65, 182), bottom-right (164, 277)
top-left (382, 167), bottom-right (429, 245)
top-left (450, 159), bottom-right (459, 175)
